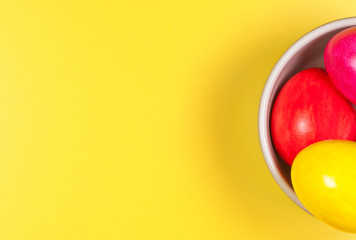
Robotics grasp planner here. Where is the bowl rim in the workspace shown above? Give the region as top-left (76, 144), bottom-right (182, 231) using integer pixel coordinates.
top-left (258, 17), bottom-right (356, 212)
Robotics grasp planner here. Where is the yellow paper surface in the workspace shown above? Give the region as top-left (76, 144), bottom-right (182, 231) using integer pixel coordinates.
top-left (0, 0), bottom-right (355, 239)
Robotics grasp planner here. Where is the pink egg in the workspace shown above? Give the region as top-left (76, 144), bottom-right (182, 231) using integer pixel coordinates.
top-left (324, 26), bottom-right (356, 105)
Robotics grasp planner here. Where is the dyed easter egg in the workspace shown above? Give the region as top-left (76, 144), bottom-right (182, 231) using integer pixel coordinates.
top-left (291, 140), bottom-right (356, 233)
top-left (271, 68), bottom-right (356, 166)
top-left (324, 26), bottom-right (356, 105)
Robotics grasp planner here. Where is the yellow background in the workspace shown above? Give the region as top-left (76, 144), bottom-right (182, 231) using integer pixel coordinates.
top-left (0, 0), bottom-right (355, 239)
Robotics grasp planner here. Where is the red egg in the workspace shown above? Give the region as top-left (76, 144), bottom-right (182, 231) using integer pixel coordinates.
top-left (271, 68), bottom-right (356, 166)
top-left (324, 26), bottom-right (356, 105)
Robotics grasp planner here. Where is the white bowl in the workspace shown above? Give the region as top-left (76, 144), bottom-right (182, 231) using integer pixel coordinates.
top-left (258, 17), bottom-right (356, 212)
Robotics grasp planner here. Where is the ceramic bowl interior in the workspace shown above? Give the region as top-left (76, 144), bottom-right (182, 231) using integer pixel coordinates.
top-left (258, 18), bottom-right (356, 212)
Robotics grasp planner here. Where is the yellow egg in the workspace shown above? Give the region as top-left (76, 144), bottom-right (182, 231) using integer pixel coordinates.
top-left (291, 140), bottom-right (356, 233)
